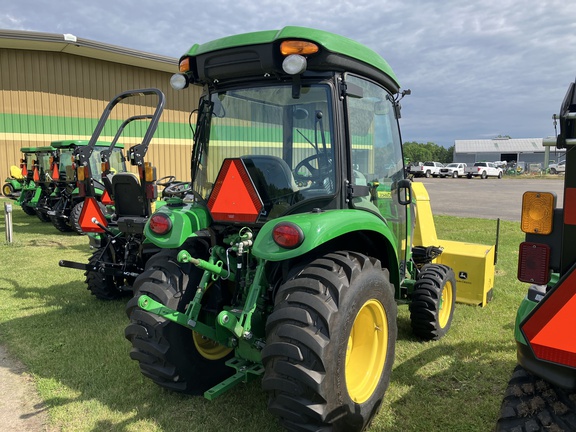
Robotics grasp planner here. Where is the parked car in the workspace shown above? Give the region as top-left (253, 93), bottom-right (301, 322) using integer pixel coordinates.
top-left (465, 162), bottom-right (503, 179)
top-left (439, 162), bottom-right (467, 178)
top-left (409, 161), bottom-right (444, 178)
top-left (549, 160), bottom-right (565, 174)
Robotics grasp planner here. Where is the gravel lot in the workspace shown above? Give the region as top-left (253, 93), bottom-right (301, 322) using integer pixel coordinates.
top-left (415, 176), bottom-right (564, 221)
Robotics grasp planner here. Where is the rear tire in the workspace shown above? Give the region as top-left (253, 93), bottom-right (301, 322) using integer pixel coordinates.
top-left (262, 251), bottom-right (397, 432)
top-left (50, 215), bottom-right (73, 232)
top-left (125, 250), bottom-right (234, 395)
top-left (495, 365), bottom-right (576, 431)
top-left (85, 247), bottom-right (128, 300)
top-left (409, 264), bottom-right (456, 341)
top-left (481, 171), bottom-right (487, 179)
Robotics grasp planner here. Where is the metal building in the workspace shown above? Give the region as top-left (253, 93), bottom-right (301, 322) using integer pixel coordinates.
top-left (0, 29), bottom-right (201, 185)
top-left (454, 137), bottom-right (565, 170)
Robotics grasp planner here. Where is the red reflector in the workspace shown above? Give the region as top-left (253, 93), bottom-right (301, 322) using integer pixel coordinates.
top-left (100, 189), bottom-right (114, 205)
top-left (149, 213), bottom-right (172, 235)
top-left (207, 159), bottom-right (263, 223)
top-left (79, 197), bottom-right (108, 233)
top-left (522, 268), bottom-right (576, 368)
top-left (518, 242), bottom-right (550, 284)
top-left (21, 164), bottom-right (28, 177)
top-left (273, 222), bottom-right (304, 248)
top-left (33, 167), bottom-right (40, 182)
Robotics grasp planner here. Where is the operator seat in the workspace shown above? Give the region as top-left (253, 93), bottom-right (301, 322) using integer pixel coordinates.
top-left (111, 172), bottom-right (148, 233)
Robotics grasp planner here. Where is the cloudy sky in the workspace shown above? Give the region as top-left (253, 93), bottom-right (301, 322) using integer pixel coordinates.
top-left (2, 0), bottom-right (576, 147)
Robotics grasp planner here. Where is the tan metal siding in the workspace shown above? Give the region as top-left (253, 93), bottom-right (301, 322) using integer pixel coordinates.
top-left (0, 47), bottom-right (201, 186)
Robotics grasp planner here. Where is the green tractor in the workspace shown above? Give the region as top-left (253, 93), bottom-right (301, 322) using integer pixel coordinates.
top-left (45, 139), bottom-right (126, 234)
top-left (16, 146), bottom-right (56, 220)
top-left (122, 27), bottom-right (495, 431)
top-left (59, 88), bottom-right (185, 299)
top-left (2, 165), bottom-right (25, 199)
top-left (496, 78), bottom-right (576, 430)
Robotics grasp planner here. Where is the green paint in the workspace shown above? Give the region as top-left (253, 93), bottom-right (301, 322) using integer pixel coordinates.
top-left (0, 113), bottom-right (192, 140)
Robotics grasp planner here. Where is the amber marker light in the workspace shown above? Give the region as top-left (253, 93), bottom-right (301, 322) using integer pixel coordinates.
top-left (179, 57), bottom-right (191, 72)
top-left (280, 40), bottom-right (319, 56)
top-left (521, 191), bottom-right (555, 235)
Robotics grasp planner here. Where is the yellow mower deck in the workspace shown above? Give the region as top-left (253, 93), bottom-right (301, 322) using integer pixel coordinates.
top-left (412, 182), bottom-right (495, 307)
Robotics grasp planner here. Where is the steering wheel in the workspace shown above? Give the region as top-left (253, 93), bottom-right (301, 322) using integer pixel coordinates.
top-left (162, 181), bottom-right (191, 198)
top-left (293, 154), bottom-right (332, 186)
top-left (156, 175), bottom-right (177, 187)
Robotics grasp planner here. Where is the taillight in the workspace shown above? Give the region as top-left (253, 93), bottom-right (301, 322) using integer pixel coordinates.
top-left (518, 241), bottom-right (551, 284)
top-left (149, 213), bottom-right (172, 235)
top-left (272, 222), bottom-right (304, 248)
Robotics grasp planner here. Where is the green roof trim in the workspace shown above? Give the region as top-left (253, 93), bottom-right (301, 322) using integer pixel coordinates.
top-left (186, 26), bottom-right (399, 86)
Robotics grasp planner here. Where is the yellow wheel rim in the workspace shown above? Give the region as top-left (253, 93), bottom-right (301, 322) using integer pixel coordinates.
top-left (345, 299), bottom-right (388, 404)
top-left (438, 281), bottom-right (453, 329)
top-left (192, 331), bottom-right (232, 360)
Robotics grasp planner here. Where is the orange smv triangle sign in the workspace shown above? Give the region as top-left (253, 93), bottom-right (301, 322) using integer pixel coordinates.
top-left (521, 266), bottom-right (576, 368)
top-left (100, 189), bottom-right (114, 205)
top-left (208, 159), bottom-right (263, 223)
top-left (78, 197), bottom-right (108, 233)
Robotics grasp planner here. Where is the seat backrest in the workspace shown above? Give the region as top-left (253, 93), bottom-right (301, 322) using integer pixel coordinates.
top-left (241, 155), bottom-right (298, 192)
top-left (111, 172), bottom-right (147, 217)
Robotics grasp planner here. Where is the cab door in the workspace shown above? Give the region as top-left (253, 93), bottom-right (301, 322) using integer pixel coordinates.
top-left (344, 74), bottom-right (409, 270)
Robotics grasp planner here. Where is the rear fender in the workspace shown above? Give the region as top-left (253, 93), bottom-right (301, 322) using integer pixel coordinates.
top-left (143, 203), bottom-right (212, 248)
top-left (252, 209), bottom-right (398, 263)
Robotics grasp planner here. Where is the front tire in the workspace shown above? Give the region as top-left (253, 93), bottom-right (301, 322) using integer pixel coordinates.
top-left (409, 264), bottom-right (456, 340)
top-left (125, 250), bottom-right (234, 395)
top-left (2, 183), bottom-right (14, 197)
top-left (262, 251), bottom-right (397, 432)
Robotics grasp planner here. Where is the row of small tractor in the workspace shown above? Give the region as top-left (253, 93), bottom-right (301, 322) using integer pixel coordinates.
top-left (3, 139), bottom-right (123, 234)
top-left (2, 27), bottom-right (508, 431)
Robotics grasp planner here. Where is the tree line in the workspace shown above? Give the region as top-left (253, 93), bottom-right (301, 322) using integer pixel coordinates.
top-left (403, 142), bottom-right (454, 164)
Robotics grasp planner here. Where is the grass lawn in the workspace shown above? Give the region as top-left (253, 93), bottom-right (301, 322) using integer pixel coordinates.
top-left (0, 197), bottom-right (525, 432)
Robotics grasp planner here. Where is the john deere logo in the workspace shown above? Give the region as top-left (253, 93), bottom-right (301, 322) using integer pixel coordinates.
top-left (459, 271), bottom-right (468, 280)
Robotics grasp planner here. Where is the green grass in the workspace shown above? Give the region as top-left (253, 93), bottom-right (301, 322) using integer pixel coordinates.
top-left (0, 197), bottom-right (525, 431)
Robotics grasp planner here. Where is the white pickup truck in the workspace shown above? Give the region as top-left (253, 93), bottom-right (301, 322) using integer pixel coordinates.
top-left (439, 162), bottom-right (467, 178)
top-left (465, 162), bottom-right (503, 179)
top-left (409, 161), bottom-right (444, 178)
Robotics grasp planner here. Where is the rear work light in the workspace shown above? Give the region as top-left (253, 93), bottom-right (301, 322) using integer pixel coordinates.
top-left (521, 191), bottom-right (556, 235)
top-left (273, 222), bottom-right (304, 249)
top-left (518, 241), bottom-right (551, 284)
top-left (149, 213), bottom-right (172, 235)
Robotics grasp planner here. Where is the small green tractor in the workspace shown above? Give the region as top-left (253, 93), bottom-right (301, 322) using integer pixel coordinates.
top-left (2, 165), bottom-right (25, 199)
top-left (496, 78), bottom-right (576, 431)
top-left (121, 27), bottom-right (495, 431)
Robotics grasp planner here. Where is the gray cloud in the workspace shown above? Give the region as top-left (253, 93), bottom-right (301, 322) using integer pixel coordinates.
top-left (2, 0), bottom-right (576, 146)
